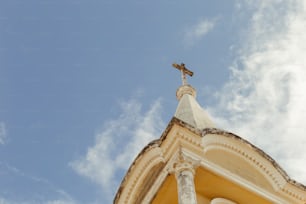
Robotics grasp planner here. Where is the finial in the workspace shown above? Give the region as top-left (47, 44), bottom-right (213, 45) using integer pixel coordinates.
top-left (172, 63), bottom-right (193, 85)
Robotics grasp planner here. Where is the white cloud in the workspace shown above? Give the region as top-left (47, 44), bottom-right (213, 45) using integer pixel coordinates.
top-left (0, 193), bottom-right (76, 204)
top-left (184, 18), bottom-right (217, 46)
top-left (0, 162), bottom-right (77, 204)
top-left (0, 198), bottom-right (76, 204)
top-left (70, 98), bottom-right (164, 202)
top-left (44, 199), bottom-right (75, 204)
top-left (0, 198), bottom-right (10, 204)
top-left (44, 190), bottom-right (77, 204)
top-left (210, 0), bottom-right (306, 184)
top-left (0, 122), bottom-right (7, 145)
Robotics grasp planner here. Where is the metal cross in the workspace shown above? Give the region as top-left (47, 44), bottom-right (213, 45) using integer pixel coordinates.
top-left (172, 63), bottom-right (194, 85)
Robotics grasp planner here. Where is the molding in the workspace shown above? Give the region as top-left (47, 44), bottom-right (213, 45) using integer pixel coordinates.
top-left (114, 145), bottom-right (165, 203)
top-left (201, 159), bottom-right (289, 204)
top-left (114, 119), bottom-right (306, 203)
top-left (202, 128), bottom-right (306, 203)
top-left (171, 147), bottom-right (201, 175)
top-left (203, 136), bottom-right (286, 190)
top-left (143, 148), bottom-right (202, 204)
top-left (141, 164), bottom-right (170, 204)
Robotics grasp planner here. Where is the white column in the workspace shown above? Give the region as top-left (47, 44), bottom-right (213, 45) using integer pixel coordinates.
top-left (174, 160), bottom-right (197, 204)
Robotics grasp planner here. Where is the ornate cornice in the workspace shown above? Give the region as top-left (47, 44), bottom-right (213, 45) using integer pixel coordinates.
top-left (114, 143), bottom-right (164, 203)
top-left (114, 119), bottom-right (306, 203)
top-left (202, 128), bottom-right (306, 202)
top-left (114, 117), bottom-right (202, 203)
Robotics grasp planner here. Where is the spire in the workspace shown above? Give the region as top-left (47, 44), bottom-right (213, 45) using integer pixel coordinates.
top-left (172, 63), bottom-right (215, 129)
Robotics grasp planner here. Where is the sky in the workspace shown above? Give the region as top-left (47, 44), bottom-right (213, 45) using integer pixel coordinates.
top-left (0, 0), bottom-right (306, 203)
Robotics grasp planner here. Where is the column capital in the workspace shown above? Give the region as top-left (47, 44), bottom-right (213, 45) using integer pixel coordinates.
top-left (172, 148), bottom-right (200, 173)
top-left (173, 161), bottom-right (196, 176)
top-left (171, 149), bottom-right (199, 204)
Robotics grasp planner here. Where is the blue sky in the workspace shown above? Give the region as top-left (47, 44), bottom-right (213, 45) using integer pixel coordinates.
top-left (1, 0), bottom-right (306, 203)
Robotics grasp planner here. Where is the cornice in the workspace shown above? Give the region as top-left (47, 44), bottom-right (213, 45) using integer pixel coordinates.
top-left (202, 128), bottom-right (306, 202)
top-left (114, 120), bottom-right (306, 203)
top-left (114, 142), bottom-right (164, 203)
top-left (114, 117), bottom-right (201, 203)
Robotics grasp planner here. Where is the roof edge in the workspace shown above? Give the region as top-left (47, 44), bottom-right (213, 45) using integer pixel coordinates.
top-left (113, 117), bottom-right (201, 203)
top-left (114, 119), bottom-right (306, 203)
top-left (202, 128), bottom-right (306, 191)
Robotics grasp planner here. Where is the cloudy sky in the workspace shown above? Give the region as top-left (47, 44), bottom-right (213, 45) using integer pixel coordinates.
top-left (1, 0), bottom-right (306, 203)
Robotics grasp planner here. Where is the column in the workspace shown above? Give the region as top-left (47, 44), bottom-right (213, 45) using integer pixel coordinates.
top-left (173, 156), bottom-right (198, 204)
top-left (211, 198), bottom-right (237, 204)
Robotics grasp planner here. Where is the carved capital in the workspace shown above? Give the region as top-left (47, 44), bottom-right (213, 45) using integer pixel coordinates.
top-left (173, 161), bottom-right (196, 176)
top-left (170, 149), bottom-right (199, 204)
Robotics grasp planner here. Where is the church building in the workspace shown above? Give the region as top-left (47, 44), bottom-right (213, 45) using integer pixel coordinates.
top-left (114, 63), bottom-right (306, 204)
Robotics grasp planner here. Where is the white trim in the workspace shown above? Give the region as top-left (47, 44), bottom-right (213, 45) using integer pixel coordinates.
top-left (200, 159), bottom-right (290, 204)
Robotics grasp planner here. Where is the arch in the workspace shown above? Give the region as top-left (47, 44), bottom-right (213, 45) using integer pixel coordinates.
top-left (202, 129), bottom-right (288, 192)
top-left (114, 142), bottom-right (165, 203)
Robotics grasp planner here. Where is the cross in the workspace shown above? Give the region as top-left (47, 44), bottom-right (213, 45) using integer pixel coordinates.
top-left (172, 63), bottom-right (194, 85)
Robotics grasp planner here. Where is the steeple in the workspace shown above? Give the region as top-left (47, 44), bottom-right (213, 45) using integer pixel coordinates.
top-left (172, 63), bottom-right (215, 129)
top-left (115, 62), bottom-right (306, 204)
